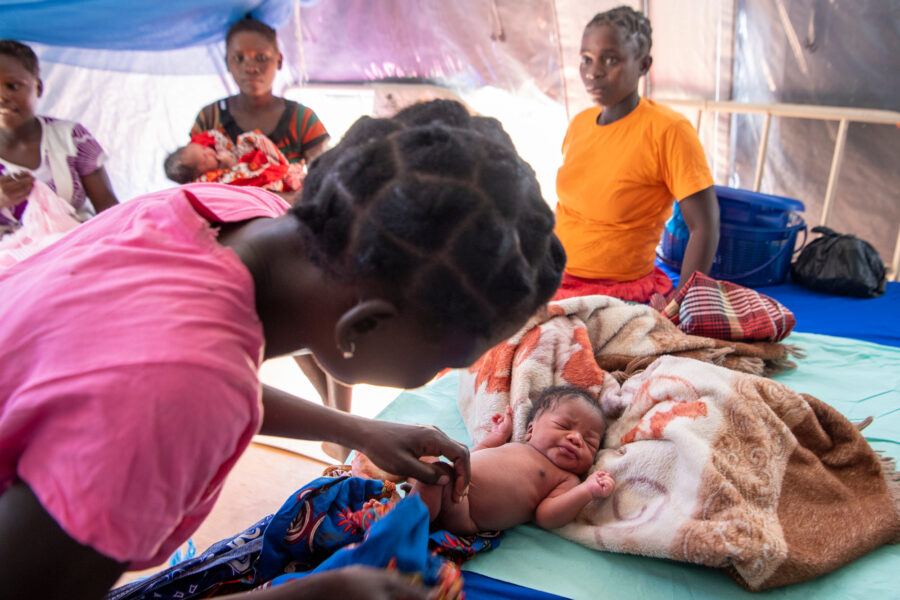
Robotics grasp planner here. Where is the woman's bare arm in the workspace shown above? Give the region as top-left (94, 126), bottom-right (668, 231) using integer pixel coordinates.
top-left (677, 186), bottom-right (720, 293)
top-left (302, 138), bottom-right (329, 162)
top-left (260, 384), bottom-right (471, 501)
top-left (81, 166), bottom-right (119, 213)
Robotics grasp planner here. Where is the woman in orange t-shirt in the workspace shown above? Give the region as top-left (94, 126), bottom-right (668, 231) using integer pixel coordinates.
top-left (555, 6), bottom-right (719, 302)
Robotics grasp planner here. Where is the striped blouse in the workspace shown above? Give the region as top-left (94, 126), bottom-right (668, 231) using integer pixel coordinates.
top-left (191, 98), bottom-right (329, 164)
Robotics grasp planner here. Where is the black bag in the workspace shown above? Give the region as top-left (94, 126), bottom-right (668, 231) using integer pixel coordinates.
top-left (791, 226), bottom-right (886, 297)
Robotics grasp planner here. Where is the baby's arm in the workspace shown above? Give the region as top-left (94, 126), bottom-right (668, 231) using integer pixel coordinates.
top-left (534, 471), bottom-right (615, 530)
top-left (472, 405), bottom-right (514, 452)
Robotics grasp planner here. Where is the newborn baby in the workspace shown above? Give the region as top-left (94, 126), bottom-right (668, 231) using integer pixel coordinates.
top-left (412, 385), bottom-right (614, 535)
top-left (164, 129), bottom-right (304, 193)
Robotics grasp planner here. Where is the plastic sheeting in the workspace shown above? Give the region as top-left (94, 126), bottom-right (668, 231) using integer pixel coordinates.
top-left (729, 0), bottom-right (900, 263)
top-left (0, 0), bottom-right (895, 254)
top-left (0, 0), bottom-right (295, 50)
top-left (297, 0), bottom-right (564, 99)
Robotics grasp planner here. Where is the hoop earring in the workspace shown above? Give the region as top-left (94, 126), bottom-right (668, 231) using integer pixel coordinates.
top-left (342, 341), bottom-right (355, 359)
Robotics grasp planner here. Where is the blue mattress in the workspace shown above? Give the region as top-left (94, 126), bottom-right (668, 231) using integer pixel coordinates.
top-left (761, 282), bottom-right (900, 347)
top-left (656, 261), bottom-right (900, 348)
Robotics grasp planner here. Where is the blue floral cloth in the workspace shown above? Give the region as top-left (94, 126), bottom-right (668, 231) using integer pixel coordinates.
top-left (107, 475), bottom-right (499, 599)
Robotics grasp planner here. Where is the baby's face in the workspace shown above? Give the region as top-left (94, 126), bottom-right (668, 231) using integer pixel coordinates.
top-left (182, 143), bottom-right (236, 175)
top-left (527, 397), bottom-right (605, 474)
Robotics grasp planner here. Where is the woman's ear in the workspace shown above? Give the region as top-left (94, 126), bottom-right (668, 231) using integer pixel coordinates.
top-left (639, 55), bottom-right (652, 76)
top-left (277, 52), bottom-right (283, 70)
top-left (334, 299), bottom-right (397, 358)
top-left (36, 79), bottom-right (43, 98)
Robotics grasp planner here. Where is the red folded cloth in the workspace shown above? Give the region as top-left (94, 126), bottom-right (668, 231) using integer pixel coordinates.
top-left (657, 272), bottom-right (796, 342)
top-left (552, 266), bottom-right (673, 303)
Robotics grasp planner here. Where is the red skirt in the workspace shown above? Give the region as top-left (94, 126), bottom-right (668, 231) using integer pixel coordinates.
top-left (552, 266), bottom-right (674, 304)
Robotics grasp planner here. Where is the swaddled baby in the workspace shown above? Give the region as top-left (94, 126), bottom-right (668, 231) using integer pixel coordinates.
top-left (164, 129), bottom-right (305, 193)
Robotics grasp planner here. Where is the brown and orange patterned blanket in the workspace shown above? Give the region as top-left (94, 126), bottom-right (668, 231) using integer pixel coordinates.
top-left (458, 295), bottom-right (900, 590)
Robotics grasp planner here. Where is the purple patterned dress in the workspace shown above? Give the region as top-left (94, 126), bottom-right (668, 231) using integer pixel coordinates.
top-left (0, 116), bottom-right (107, 230)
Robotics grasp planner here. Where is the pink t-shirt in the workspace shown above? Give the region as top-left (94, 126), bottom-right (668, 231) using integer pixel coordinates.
top-left (0, 183), bottom-right (290, 568)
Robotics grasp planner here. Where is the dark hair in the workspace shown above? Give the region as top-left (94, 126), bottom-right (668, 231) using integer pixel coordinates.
top-left (586, 5), bottom-right (653, 58)
top-left (0, 39), bottom-right (40, 78)
top-left (225, 16), bottom-right (278, 50)
top-left (527, 386), bottom-right (605, 430)
top-left (394, 99), bottom-right (517, 150)
top-left (290, 99), bottom-right (566, 339)
top-left (163, 147), bottom-right (197, 184)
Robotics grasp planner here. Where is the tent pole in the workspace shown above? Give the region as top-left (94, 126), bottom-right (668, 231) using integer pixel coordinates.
top-left (752, 112), bottom-right (772, 192)
top-left (643, 0), bottom-right (651, 99)
top-left (820, 118), bottom-right (849, 228)
top-left (550, 0), bottom-right (570, 122)
top-left (890, 226), bottom-right (900, 282)
top-left (294, 0), bottom-right (307, 84)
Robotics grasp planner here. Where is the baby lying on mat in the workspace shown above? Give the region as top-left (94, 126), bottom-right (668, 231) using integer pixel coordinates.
top-left (164, 129), bottom-right (305, 193)
top-left (410, 385), bottom-right (614, 536)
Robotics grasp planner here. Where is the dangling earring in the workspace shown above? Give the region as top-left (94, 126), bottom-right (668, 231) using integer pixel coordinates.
top-left (342, 341), bottom-right (355, 359)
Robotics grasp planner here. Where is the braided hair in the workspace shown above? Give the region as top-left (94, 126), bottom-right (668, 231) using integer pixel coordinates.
top-left (290, 100), bottom-right (565, 339)
top-left (586, 5), bottom-right (653, 58)
top-left (226, 16), bottom-right (278, 50)
top-left (0, 39), bottom-right (39, 78)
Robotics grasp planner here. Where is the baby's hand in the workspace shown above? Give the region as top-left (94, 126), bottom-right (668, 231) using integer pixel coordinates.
top-left (585, 471), bottom-right (615, 498)
top-left (490, 405), bottom-right (514, 438)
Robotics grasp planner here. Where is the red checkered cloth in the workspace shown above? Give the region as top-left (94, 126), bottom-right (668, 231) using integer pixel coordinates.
top-left (653, 272), bottom-right (796, 342)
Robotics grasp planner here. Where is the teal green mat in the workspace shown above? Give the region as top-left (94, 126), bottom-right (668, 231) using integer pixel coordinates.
top-left (376, 332), bottom-right (900, 600)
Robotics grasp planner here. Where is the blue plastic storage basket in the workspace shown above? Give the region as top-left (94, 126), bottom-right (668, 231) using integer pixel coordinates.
top-left (658, 187), bottom-right (807, 287)
top-left (714, 185), bottom-right (805, 229)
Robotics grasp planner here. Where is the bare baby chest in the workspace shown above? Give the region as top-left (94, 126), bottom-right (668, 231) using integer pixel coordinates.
top-left (466, 443), bottom-right (570, 531)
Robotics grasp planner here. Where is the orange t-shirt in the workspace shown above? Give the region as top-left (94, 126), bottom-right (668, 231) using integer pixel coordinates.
top-left (555, 98), bottom-right (713, 281)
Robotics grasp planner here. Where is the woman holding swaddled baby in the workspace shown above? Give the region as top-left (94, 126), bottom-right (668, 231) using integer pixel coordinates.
top-left (0, 40), bottom-right (118, 264)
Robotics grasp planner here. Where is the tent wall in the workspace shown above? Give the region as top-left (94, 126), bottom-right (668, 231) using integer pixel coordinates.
top-left (3, 0), bottom-right (896, 261)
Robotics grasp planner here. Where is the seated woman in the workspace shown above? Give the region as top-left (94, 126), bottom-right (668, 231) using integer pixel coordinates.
top-left (164, 129), bottom-right (305, 194)
top-left (0, 40), bottom-right (118, 242)
top-left (190, 17), bottom-right (329, 164)
top-left (554, 6), bottom-right (719, 303)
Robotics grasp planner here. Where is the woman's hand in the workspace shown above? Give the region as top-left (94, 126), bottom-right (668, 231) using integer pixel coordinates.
top-left (258, 386), bottom-right (470, 500)
top-left (0, 172), bottom-right (34, 209)
top-left (356, 421), bottom-right (470, 503)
